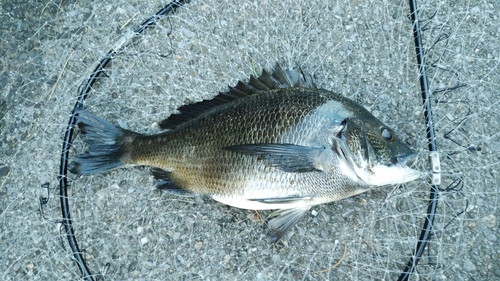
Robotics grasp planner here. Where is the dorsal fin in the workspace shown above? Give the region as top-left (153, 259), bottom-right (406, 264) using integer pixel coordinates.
top-left (159, 63), bottom-right (316, 130)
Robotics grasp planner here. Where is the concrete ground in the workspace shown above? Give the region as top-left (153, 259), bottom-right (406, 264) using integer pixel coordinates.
top-left (1, 0), bottom-right (499, 280)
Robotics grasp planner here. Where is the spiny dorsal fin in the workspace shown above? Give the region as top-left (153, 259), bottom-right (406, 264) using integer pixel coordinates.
top-left (159, 63), bottom-right (316, 130)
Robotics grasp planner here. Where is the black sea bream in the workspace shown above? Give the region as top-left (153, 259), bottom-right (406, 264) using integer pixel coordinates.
top-left (70, 64), bottom-right (420, 243)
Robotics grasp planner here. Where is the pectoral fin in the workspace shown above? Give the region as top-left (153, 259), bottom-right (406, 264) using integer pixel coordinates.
top-left (224, 143), bottom-right (325, 173)
top-left (267, 207), bottom-right (310, 244)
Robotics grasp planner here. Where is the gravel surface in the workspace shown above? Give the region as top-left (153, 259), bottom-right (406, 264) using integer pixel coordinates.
top-left (1, 1), bottom-right (498, 280)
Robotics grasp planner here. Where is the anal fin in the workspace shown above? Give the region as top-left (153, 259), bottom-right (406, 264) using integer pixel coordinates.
top-left (151, 168), bottom-right (192, 196)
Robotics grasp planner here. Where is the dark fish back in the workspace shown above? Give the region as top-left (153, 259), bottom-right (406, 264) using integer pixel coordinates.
top-left (159, 63), bottom-right (316, 130)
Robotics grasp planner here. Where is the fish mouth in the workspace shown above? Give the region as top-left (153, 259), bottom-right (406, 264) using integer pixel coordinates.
top-left (395, 152), bottom-right (418, 166)
top-left (334, 139), bottom-right (421, 186)
top-left (364, 152), bottom-right (420, 186)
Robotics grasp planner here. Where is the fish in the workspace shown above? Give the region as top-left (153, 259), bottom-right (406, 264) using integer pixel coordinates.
top-left (69, 64), bottom-right (420, 244)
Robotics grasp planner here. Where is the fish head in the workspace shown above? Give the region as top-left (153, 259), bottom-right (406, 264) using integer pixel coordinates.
top-left (333, 103), bottom-right (420, 187)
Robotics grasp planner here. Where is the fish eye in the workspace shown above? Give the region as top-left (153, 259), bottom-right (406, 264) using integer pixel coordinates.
top-left (381, 128), bottom-right (395, 142)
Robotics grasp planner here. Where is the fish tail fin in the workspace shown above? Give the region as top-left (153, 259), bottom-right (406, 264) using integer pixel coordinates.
top-left (69, 109), bottom-right (136, 175)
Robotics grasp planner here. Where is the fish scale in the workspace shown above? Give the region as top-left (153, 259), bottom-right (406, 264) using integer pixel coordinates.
top-left (69, 64), bottom-right (420, 243)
